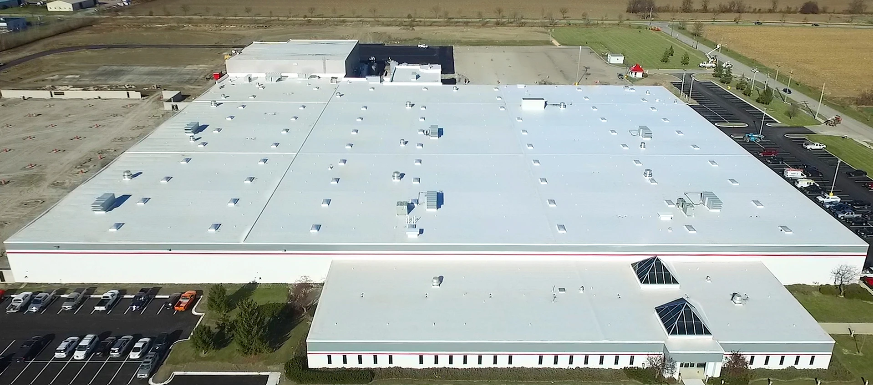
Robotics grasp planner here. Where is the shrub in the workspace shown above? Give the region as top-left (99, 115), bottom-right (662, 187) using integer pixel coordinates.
top-left (285, 356), bottom-right (374, 384)
top-left (751, 357), bottom-right (852, 381)
top-left (623, 367), bottom-right (663, 384)
top-left (843, 283), bottom-right (872, 300)
top-left (800, 1), bottom-right (820, 13)
top-left (818, 284), bottom-right (839, 296)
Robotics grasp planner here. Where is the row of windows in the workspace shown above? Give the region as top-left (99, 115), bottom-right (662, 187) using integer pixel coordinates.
top-left (326, 354), bottom-right (635, 366)
top-left (749, 355), bottom-right (814, 366)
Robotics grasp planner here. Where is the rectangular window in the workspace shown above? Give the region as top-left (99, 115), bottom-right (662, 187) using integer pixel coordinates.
top-left (779, 356), bottom-right (785, 365)
top-left (810, 356), bottom-right (815, 365)
top-left (373, 355), bottom-right (377, 364)
top-left (538, 355), bottom-right (543, 365)
top-left (357, 355), bottom-right (362, 365)
top-left (343, 355), bottom-right (347, 365)
top-left (569, 356), bottom-right (574, 365)
top-left (389, 355), bottom-right (393, 365)
top-left (554, 355), bottom-right (559, 365)
top-left (749, 356), bottom-right (755, 365)
top-left (794, 356), bottom-right (800, 366)
top-left (764, 356), bottom-right (770, 365)
top-left (584, 355), bottom-right (589, 365)
top-left (449, 355), bottom-right (453, 365)
top-left (493, 355), bottom-right (498, 365)
top-left (435, 355), bottom-right (439, 365)
top-left (508, 355), bottom-right (513, 365)
top-left (478, 355), bottom-right (483, 365)
top-left (327, 355), bottom-right (332, 365)
top-left (599, 355), bottom-right (604, 365)
top-left (630, 356), bottom-right (635, 365)
top-left (463, 355), bottom-right (468, 365)
top-left (419, 355), bottom-right (424, 365)
top-left (614, 356), bottom-right (620, 365)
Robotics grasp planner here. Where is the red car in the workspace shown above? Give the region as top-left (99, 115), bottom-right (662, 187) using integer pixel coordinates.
top-left (862, 276), bottom-right (873, 288)
top-left (760, 149), bottom-right (778, 157)
top-left (865, 182), bottom-right (873, 191)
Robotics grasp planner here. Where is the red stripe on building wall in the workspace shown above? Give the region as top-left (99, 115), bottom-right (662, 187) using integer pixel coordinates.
top-left (6, 251), bottom-right (866, 257)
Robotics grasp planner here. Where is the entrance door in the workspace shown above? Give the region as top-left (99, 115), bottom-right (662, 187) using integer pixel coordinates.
top-left (678, 362), bottom-right (706, 379)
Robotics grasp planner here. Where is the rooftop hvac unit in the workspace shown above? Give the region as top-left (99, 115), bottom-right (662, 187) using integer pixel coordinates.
top-left (426, 190), bottom-right (439, 211)
top-left (122, 170), bottom-right (132, 180)
top-left (396, 201), bottom-right (409, 216)
top-left (643, 169), bottom-right (653, 178)
top-left (428, 125), bottom-right (440, 139)
top-left (521, 98), bottom-right (547, 110)
top-left (184, 121), bottom-right (199, 136)
top-left (638, 126), bottom-right (652, 139)
top-left (91, 193), bottom-right (116, 212)
top-left (701, 191), bottom-right (723, 211)
top-left (676, 197), bottom-right (694, 217)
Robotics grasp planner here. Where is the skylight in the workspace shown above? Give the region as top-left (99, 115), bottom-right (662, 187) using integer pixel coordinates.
top-left (655, 298), bottom-right (712, 336)
top-left (631, 256), bottom-right (678, 285)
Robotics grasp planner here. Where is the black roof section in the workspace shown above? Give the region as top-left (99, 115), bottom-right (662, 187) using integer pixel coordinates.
top-left (631, 256), bottom-right (678, 285)
top-left (655, 298), bottom-right (712, 336)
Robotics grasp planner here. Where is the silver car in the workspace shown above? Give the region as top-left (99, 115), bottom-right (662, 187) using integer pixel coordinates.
top-left (26, 293), bottom-right (52, 313)
top-left (135, 353), bottom-right (156, 379)
top-left (61, 292), bottom-right (86, 311)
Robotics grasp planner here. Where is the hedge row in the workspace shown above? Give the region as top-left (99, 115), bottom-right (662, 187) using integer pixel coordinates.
top-left (817, 284), bottom-right (872, 300)
top-left (372, 366), bottom-right (629, 381)
top-left (750, 357), bottom-right (853, 381)
top-left (284, 356), bottom-right (375, 384)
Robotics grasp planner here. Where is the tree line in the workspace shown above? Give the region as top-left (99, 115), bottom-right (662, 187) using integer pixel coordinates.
top-left (627, 0), bottom-right (869, 15)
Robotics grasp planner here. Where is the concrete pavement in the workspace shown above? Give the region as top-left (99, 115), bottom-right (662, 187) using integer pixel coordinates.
top-left (656, 22), bottom-right (873, 144)
top-left (819, 323), bottom-right (873, 335)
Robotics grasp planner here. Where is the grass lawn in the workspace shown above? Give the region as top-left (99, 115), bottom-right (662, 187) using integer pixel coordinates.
top-left (713, 77), bottom-right (819, 126)
top-left (806, 135), bottom-right (873, 177)
top-left (832, 334), bottom-right (873, 381)
top-left (787, 285), bottom-right (873, 323)
top-left (551, 26), bottom-right (707, 69)
top-left (155, 284), bottom-right (301, 381)
top-left (0, 7), bottom-right (67, 15)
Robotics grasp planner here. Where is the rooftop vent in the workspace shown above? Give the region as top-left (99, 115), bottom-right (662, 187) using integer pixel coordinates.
top-left (779, 225), bottom-right (793, 234)
top-left (640, 142), bottom-right (646, 149)
top-left (405, 101), bottom-right (413, 108)
top-left (752, 200), bottom-right (764, 208)
top-left (701, 191), bottom-right (723, 211)
top-left (709, 160), bottom-right (718, 166)
top-left (731, 292), bottom-right (748, 305)
top-left (632, 256), bottom-right (678, 285)
top-left (416, 143), bottom-right (423, 149)
top-left (420, 105), bottom-right (427, 110)
top-left (345, 143), bottom-right (353, 149)
top-left (109, 222), bottom-right (124, 232)
top-left (91, 193), bottom-right (116, 212)
top-left (428, 125), bottom-right (440, 139)
top-left (392, 171), bottom-right (402, 182)
top-left (556, 224), bottom-right (567, 233)
top-left (322, 199), bottom-right (331, 207)
top-left (643, 169), bottom-right (653, 178)
top-left (634, 160), bottom-right (642, 166)
top-left (691, 144), bottom-right (700, 150)
top-left (137, 198), bottom-right (150, 205)
top-left (521, 98), bottom-right (546, 110)
top-left (310, 224), bottom-right (321, 233)
top-left (331, 178), bottom-right (340, 184)
top-left (676, 130), bottom-right (684, 135)
top-left (206, 223), bottom-right (221, 232)
top-left (338, 159), bottom-right (347, 165)
top-left (655, 298), bottom-right (711, 335)
top-left (539, 178), bottom-right (548, 184)
top-left (271, 143), bottom-right (279, 148)
top-left (527, 144), bottom-right (534, 149)
top-left (184, 121), bottom-right (199, 136)
top-left (638, 126), bottom-right (653, 139)
top-left (122, 170), bottom-right (133, 180)
top-left (180, 158), bottom-right (191, 164)
top-left (621, 144), bottom-right (629, 149)
top-left (406, 224), bottom-right (420, 237)
top-left (197, 142), bottom-right (207, 148)
top-left (397, 201), bottom-right (410, 216)
top-left (684, 224), bottom-right (697, 233)
top-left (559, 102), bottom-right (567, 109)
top-left (161, 176), bottom-right (172, 183)
top-left (728, 179), bottom-right (739, 185)
top-left (413, 177), bottom-right (421, 184)
top-left (610, 130), bottom-right (617, 135)
top-left (532, 159), bottom-right (540, 166)
top-left (432, 276), bottom-right (443, 287)
top-left (282, 129), bottom-right (290, 134)
top-left (426, 191), bottom-right (440, 211)
top-left (244, 177), bottom-right (255, 184)
top-left (676, 198), bottom-right (694, 217)
top-left (547, 199), bottom-right (557, 207)
top-left (414, 159), bottom-right (422, 165)
top-left (258, 158), bottom-right (268, 165)
top-left (228, 198), bottom-right (239, 207)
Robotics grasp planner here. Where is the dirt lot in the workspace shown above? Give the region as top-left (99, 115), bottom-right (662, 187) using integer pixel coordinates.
top-left (455, 46), bottom-right (624, 85)
top-left (704, 25), bottom-right (873, 99)
top-left (119, 0), bottom-right (863, 22)
top-left (0, 96), bottom-right (173, 249)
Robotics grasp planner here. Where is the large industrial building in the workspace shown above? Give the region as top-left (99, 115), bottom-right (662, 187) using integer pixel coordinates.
top-left (4, 39), bottom-right (867, 377)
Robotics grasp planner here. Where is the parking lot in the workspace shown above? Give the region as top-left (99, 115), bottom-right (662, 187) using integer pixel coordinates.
top-left (675, 76), bottom-right (873, 266)
top-left (0, 289), bottom-right (200, 385)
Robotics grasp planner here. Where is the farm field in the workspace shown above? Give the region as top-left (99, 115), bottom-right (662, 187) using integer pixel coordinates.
top-left (703, 25), bottom-right (873, 99)
top-left (120, 0), bottom-right (862, 21)
top-left (552, 27), bottom-right (707, 69)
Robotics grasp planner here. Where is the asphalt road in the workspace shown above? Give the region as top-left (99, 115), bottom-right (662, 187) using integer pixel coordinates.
top-left (164, 374), bottom-right (269, 385)
top-left (0, 45), bottom-right (243, 72)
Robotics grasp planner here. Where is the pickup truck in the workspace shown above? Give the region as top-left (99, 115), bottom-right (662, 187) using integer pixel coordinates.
top-left (174, 291), bottom-right (197, 312)
top-left (93, 290), bottom-right (120, 311)
top-left (129, 288), bottom-right (152, 312)
top-left (6, 292), bottom-right (33, 313)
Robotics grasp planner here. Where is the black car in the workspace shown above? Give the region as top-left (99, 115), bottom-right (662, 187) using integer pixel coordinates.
top-left (782, 88), bottom-right (792, 94)
top-left (847, 217), bottom-right (869, 226)
top-left (804, 168), bottom-right (823, 178)
top-left (856, 228), bottom-right (873, 238)
top-left (129, 288), bottom-right (153, 312)
top-left (803, 184), bottom-right (823, 194)
top-left (150, 333), bottom-right (169, 355)
top-left (95, 336), bottom-right (117, 357)
top-left (164, 293), bottom-right (181, 310)
top-left (754, 21), bottom-right (763, 25)
top-left (847, 169), bottom-right (868, 178)
top-left (764, 156), bottom-right (784, 165)
top-left (851, 200), bottom-right (872, 209)
top-left (812, 23), bottom-right (820, 26)
top-left (13, 336), bottom-right (46, 362)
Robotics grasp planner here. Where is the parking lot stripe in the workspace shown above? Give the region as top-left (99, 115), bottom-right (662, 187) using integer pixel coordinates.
top-left (123, 307), bottom-right (130, 315)
top-left (49, 358), bottom-right (73, 384)
top-left (156, 306), bottom-right (163, 315)
top-left (88, 358), bottom-right (111, 385)
top-left (69, 355), bottom-right (93, 384)
top-left (12, 359), bottom-right (36, 384)
top-left (106, 357), bottom-right (128, 385)
top-left (0, 340), bottom-right (16, 357)
top-left (125, 363), bottom-right (138, 385)
top-left (30, 357), bottom-right (55, 384)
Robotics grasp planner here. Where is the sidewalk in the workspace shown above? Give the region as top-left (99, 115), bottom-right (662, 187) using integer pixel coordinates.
top-left (819, 323), bottom-right (873, 334)
top-left (656, 22), bottom-right (873, 144)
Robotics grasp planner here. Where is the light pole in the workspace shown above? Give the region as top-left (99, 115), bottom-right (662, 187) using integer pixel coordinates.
top-left (831, 159), bottom-right (841, 196)
top-left (575, 46), bottom-right (582, 85)
top-left (816, 82), bottom-right (826, 120)
top-left (758, 108), bottom-right (769, 136)
top-left (751, 68), bottom-right (759, 91)
top-left (775, 65), bottom-right (780, 83)
top-left (681, 72), bottom-right (686, 99)
top-left (688, 74), bottom-right (695, 101)
top-left (787, 70), bottom-right (793, 88)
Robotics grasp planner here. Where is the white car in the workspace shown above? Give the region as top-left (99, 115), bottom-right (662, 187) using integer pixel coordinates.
top-left (804, 142), bottom-right (826, 150)
top-left (417, 43), bottom-right (428, 48)
top-left (55, 336), bottom-right (80, 359)
top-left (128, 338), bottom-right (151, 360)
top-left (817, 194), bottom-right (841, 203)
top-left (73, 334), bottom-right (99, 360)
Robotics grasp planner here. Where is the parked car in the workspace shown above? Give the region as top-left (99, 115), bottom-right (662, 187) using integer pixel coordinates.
top-left (129, 338), bottom-right (152, 360)
top-left (150, 333), bottom-right (169, 355)
top-left (136, 352), bottom-right (157, 379)
top-left (847, 169), bottom-right (868, 178)
top-left (174, 291), bottom-right (197, 312)
top-left (164, 293), bottom-right (181, 310)
top-left (764, 156), bottom-right (784, 165)
top-left (55, 336), bottom-right (80, 359)
top-left (803, 184), bottom-right (823, 194)
top-left (93, 290), bottom-right (120, 312)
top-left (754, 21), bottom-right (763, 25)
top-left (817, 194), bottom-right (841, 203)
top-left (846, 217), bottom-right (869, 226)
top-left (812, 23), bottom-right (820, 26)
top-left (73, 334), bottom-right (99, 360)
top-left (782, 88), bottom-right (792, 94)
top-left (14, 336), bottom-right (47, 362)
top-left (851, 200), bottom-right (872, 209)
top-left (862, 276), bottom-right (873, 288)
top-left (95, 336), bottom-right (117, 357)
top-left (866, 182), bottom-right (873, 191)
top-left (803, 167), bottom-right (823, 178)
top-left (61, 291), bottom-right (86, 311)
top-left (803, 141), bottom-right (826, 150)
top-left (857, 227), bottom-right (873, 238)
top-left (6, 292), bottom-right (33, 313)
top-left (760, 148), bottom-right (778, 157)
top-left (26, 291), bottom-right (57, 313)
top-left (417, 43), bottom-right (428, 48)
top-left (110, 335), bottom-right (134, 358)
top-left (129, 288), bottom-right (153, 312)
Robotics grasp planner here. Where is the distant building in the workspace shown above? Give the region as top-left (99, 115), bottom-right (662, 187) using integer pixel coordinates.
top-left (0, 17), bottom-right (26, 32)
top-left (629, 63), bottom-right (645, 78)
top-left (0, 0), bottom-right (21, 10)
top-left (46, 0), bottom-right (95, 12)
top-left (607, 53), bottom-right (624, 64)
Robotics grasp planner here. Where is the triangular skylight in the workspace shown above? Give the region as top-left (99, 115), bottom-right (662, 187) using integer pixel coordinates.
top-left (631, 256), bottom-right (678, 285)
top-left (655, 298), bottom-right (712, 336)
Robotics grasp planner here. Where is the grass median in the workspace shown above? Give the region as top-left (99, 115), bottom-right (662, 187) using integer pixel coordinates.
top-left (552, 26), bottom-right (707, 69)
top-left (806, 135), bottom-right (873, 177)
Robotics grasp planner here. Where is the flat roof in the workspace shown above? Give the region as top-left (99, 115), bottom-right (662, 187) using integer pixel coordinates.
top-left (5, 80), bottom-right (867, 255)
top-left (307, 259), bottom-right (832, 352)
top-left (227, 40), bottom-right (358, 62)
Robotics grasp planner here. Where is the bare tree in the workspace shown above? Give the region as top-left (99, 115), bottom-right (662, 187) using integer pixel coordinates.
top-left (847, 0), bottom-right (868, 14)
top-left (701, 0), bottom-right (710, 12)
top-left (308, 7), bottom-right (316, 16)
top-left (692, 20), bottom-right (705, 36)
top-left (494, 7), bottom-right (504, 19)
top-left (288, 276), bottom-right (316, 316)
top-left (770, 0), bottom-right (779, 12)
top-left (681, 0), bottom-right (694, 12)
top-left (431, 5), bottom-right (441, 18)
top-left (559, 7), bottom-right (569, 18)
top-left (370, 8), bottom-right (377, 17)
top-left (243, 6), bottom-right (251, 15)
top-left (831, 264), bottom-right (859, 297)
top-left (180, 4), bottom-right (190, 15)
top-left (646, 355), bottom-right (677, 380)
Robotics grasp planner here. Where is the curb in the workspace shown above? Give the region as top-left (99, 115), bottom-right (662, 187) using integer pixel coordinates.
top-left (150, 372), bottom-right (281, 385)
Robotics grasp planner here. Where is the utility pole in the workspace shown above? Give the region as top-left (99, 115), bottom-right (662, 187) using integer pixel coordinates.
top-left (575, 46), bottom-right (582, 85)
top-left (816, 82), bottom-right (826, 120)
top-left (775, 65), bottom-right (779, 83)
top-left (688, 75), bottom-right (694, 101)
top-left (681, 72), bottom-right (686, 100)
top-left (759, 108), bottom-right (768, 136)
top-left (788, 70), bottom-right (793, 88)
top-left (831, 159), bottom-right (841, 196)
top-left (751, 68), bottom-right (759, 91)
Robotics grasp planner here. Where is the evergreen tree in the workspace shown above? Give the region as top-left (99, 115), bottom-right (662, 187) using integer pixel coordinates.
top-left (207, 284), bottom-right (229, 315)
top-left (720, 65), bottom-right (733, 84)
top-left (668, 45), bottom-right (675, 56)
top-left (681, 52), bottom-right (690, 66)
top-left (660, 48), bottom-right (671, 63)
top-left (191, 325), bottom-right (217, 354)
top-left (235, 299), bottom-right (269, 355)
top-left (713, 62), bottom-right (724, 78)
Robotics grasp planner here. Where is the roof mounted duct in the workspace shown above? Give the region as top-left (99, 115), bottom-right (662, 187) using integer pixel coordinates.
top-left (731, 292), bottom-right (748, 305)
top-left (426, 191), bottom-right (440, 211)
top-left (676, 198), bottom-right (694, 217)
top-left (432, 276), bottom-right (443, 287)
top-left (91, 193), bottom-right (116, 213)
top-left (428, 125), bottom-right (440, 139)
top-left (638, 126), bottom-right (652, 139)
top-left (184, 121), bottom-right (199, 136)
top-left (392, 171), bottom-right (402, 182)
top-left (701, 192), bottom-right (723, 211)
top-left (397, 201), bottom-right (410, 216)
top-left (521, 98), bottom-right (546, 110)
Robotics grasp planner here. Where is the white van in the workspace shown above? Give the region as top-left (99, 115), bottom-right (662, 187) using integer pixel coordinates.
top-left (795, 178), bottom-right (817, 188)
top-left (784, 168), bottom-right (806, 179)
top-left (73, 334), bottom-right (99, 360)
